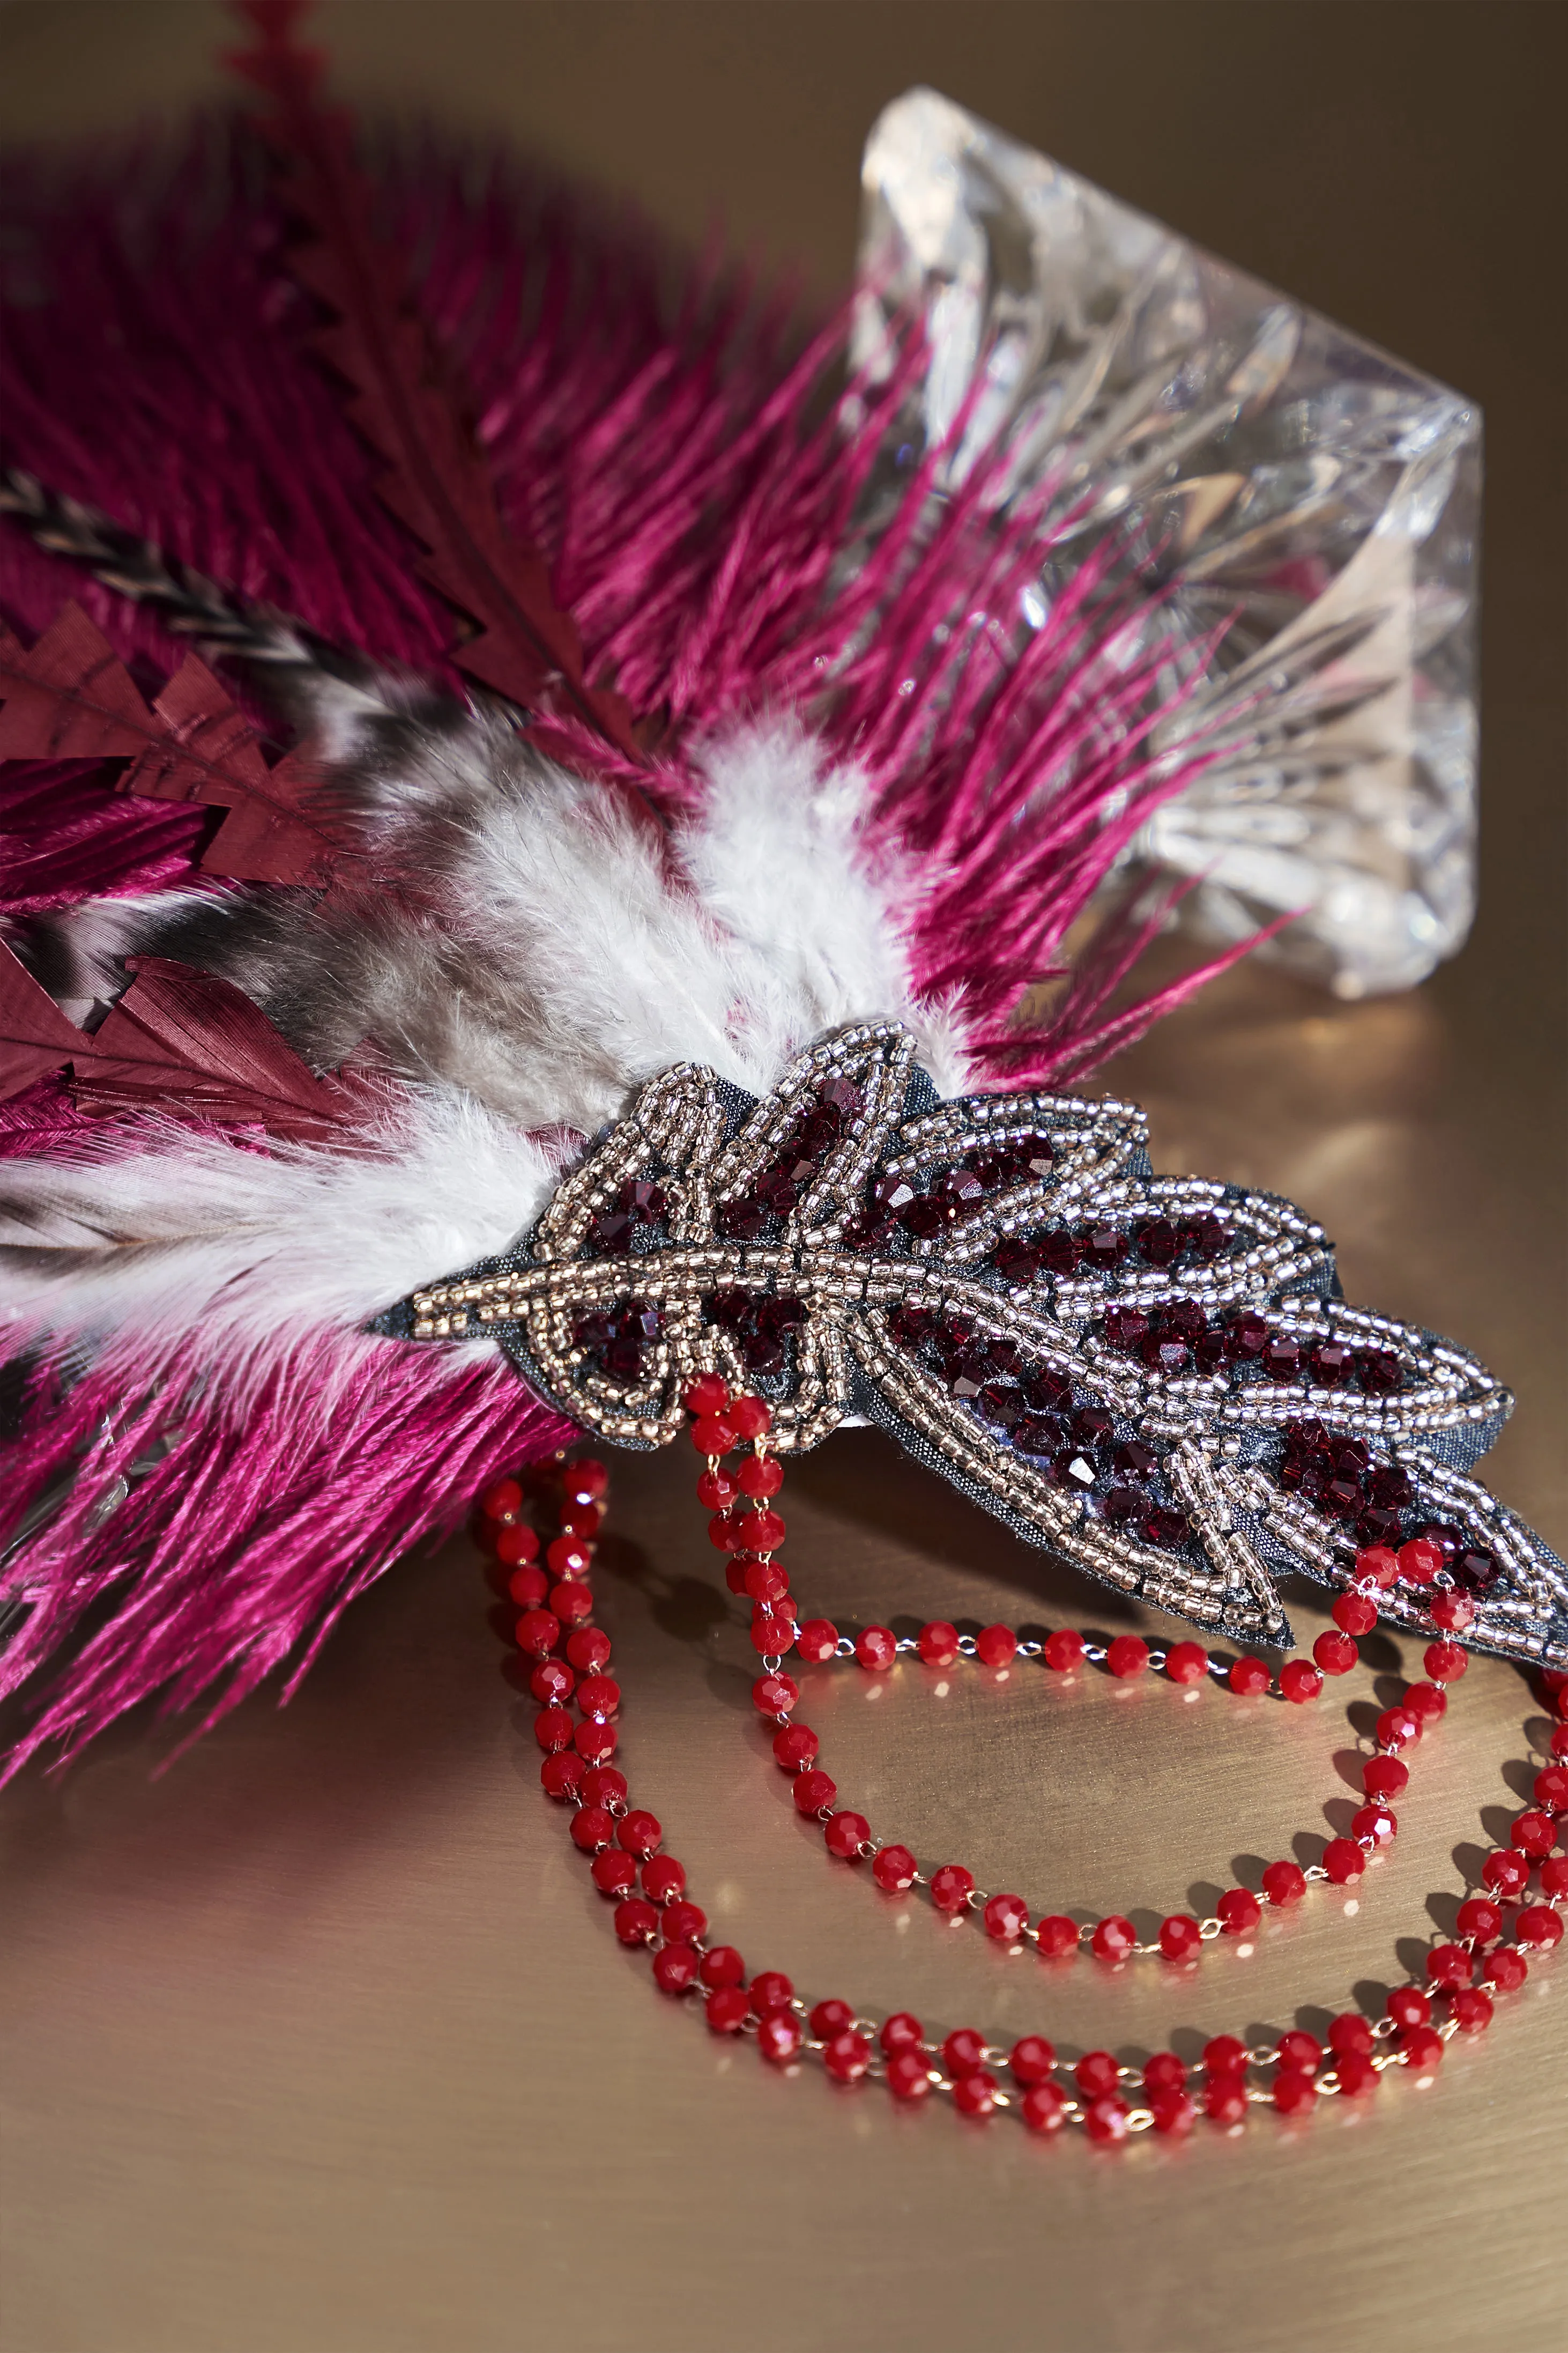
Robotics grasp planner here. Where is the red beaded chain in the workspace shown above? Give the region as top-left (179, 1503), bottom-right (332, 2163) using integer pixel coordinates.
top-left (482, 1381), bottom-right (1568, 2142)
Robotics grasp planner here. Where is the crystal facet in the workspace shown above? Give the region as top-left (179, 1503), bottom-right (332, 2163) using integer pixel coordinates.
top-left (854, 88), bottom-right (1481, 997)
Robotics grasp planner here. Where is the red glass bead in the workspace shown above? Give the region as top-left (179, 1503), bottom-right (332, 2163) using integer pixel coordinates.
top-left (809, 1999), bottom-right (855, 2039)
top-left (1482, 1848), bottom-right (1531, 1896)
top-left (1483, 1946), bottom-right (1529, 1990)
top-left (1149, 2090), bottom-right (1197, 2136)
top-left (1020, 2082), bottom-right (1067, 2132)
top-left (581, 1765), bottom-right (627, 1808)
top-left (880, 2012), bottom-right (925, 2056)
top-left (983, 1893), bottom-right (1029, 1942)
top-left (942, 2028), bottom-right (986, 2076)
top-left (495, 1523), bottom-right (540, 1568)
top-left (566, 1626), bottom-right (611, 1673)
top-left (571, 1806), bottom-right (616, 1856)
top-left (824, 1810), bottom-right (870, 1861)
top-left (508, 1566), bottom-right (549, 1609)
top-left (613, 1808), bottom-right (659, 1855)
top-left (1397, 1537), bottom-right (1444, 1585)
top-left (480, 1476), bottom-right (524, 1521)
top-left (1217, 1889), bottom-right (1262, 1934)
top-left (917, 1620), bottom-right (960, 1666)
top-left (1074, 2050), bottom-right (1120, 2098)
top-left (1090, 1915), bottom-right (1138, 1962)
top-left (1333, 1590), bottom-right (1379, 1636)
top-left (1385, 1985), bottom-right (1430, 2030)
top-left (1455, 1896), bottom-right (1503, 1945)
top-left (551, 1583), bottom-right (594, 1626)
top-left (854, 1625), bottom-right (897, 1671)
top-left (1364, 1755), bottom-right (1409, 1802)
top-left (685, 1373), bottom-right (729, 1416)
top-left (641, 1855), bottom-right (686, 1903)
top-left (1334, 2048), bottom-right (1378, 2094)
top-left (691, 1413), bottom-right (736, 1456)
top-left (698, 1945), bottom-right (745, 1989)
top-left (1010, 2035), bottom-right (1057, 2085)
top-left (1511, 1810), bottom-right (1557, 1857)
top-left (1353, 1804), bottom-right (1398, 1846)
top-left (1143, 2051), bottom-right (1188, 2095)
top-left (565, 1458), bottom-right (609, 1504)
top-left (1313, 1629), bottom-right (1358, 1676)
top-left (1355, 1544), bottom-right (1400, 1588)
top-left (1405, 1681), bottom-right (1447, 1722)
top-left (546, 1535), bottom-right (592, 1581)
top-left (652, 1944), bottom-right (700, 1995)
top-left (705, 1987), bottom-right (749, 2033)
top-left (533, 1705), bottom-right (573, 1752)
top-left (1423, 1640), bottom-right (1468, 1684)
top-left (1034, 1914), bottom-right (1081, 1957)
top-left (723, 1560), bottom-right (749, 1598)
top-left (1272, 2069), bottom-right (1316, 2115)
top-left (1165, 1641), bottom-right (1209, 1685)
top-left (530, 1659), bottom-right (574, 1707)
top-left (1534, 1765), bottom-right (1568, 1812)
top-left (708, 1510), bottom-right (745, 1552)
top-left (1158, 1914), bottom-right (1202, 1961)
top-left (572, 1719), bottom-right (616, 1763)
top-left (1280, 1659), bottom-right (1323, 1705)
top-left (1276, 2031), bottom-right (1321, 2073)
top-left (737, 1453), bottom-right (784, 1498)
top-left (872, 1844), bottom-right (918, 1893)
top-left (576, 1673), bottom-right (620, 1720)
top-left (757, 2010), bottom-right (801, 2065)
top-left (1328, 2012), bottom-right (1375, 2057)
top-left (930, 1864), bottom-right (976, 1913)
top-left (516, 1609), bottom-right (561, 1660)
top-left (1203, 2074), bottom-right (1249, 2126)
top-left (540, 1751), bottom-right (584, 1801)
top-left (1322, 1837), bottom-right (1366, 1885)
top-left (661, 1900), bottom-right (707, 1947)
top-left (728, 1394), bottom-right (772, 1439)
top-left (747, 1509), bottom-right (786, 1555)
top-left (1450, 1987), bottom-right (1494, 2033)
top-left (743, 1556), bottom-right (789, 1603)
top-left (773, 1723), bottom-right (819, 1772)
top-left (823, 2031), bottom-right (872, 2084)
top-left (1083, 2093), bottom-right (1131, 2143)
top-left (1042, 1628), bottom-right (1084, 1671)
top-left (1398, 2025), bottom-right (1444, 2072)
top-left (1261, 1860), bottom-right (1307, 1906)
top-left (749, 1611), bottom-right (796, 1658)
top-left (588, 1849), bottom-right (636, 1898)
top-left (794, 1618), bottom-right (839, 1664)
top-left (752, 1670), bottom-right (799, 1716)
top-left (953, 2070), bottom-right (999, 2118)
top-left (1204, 2036), bottom-right (1249, 2075)
top-left (613, 1898), bottom-right (658, 1945)
top-left (559, 1501), bottom-right (601, 1539)
top-left (1541, 1855), bottom-right (1568, 1899)
top-left (1517, 1904), bottom-right (1564, 1949)
top-left (695, 1467), bottom-right (736, 1511)
top-left (886, 2051), bottom-right (932, 2102)
top-left (748, 1970), bottom-right (793, 2017)
top-left (1430, 1589), bottom-right (1476, 1633)
top-left (1377, 1705), bottom-right (1421, 1750)
top-left (793, 1770), bottom-right (837, 1816)
top-left (1105, 1635), bottom-right (1150, 1678)
top-left (976, 1623), bottom-right (1018, 1668)
top-left (1228, 1655), bottom-right (1272, 1697)
top-left (1426, 1944), bottom-right (1473, 1987)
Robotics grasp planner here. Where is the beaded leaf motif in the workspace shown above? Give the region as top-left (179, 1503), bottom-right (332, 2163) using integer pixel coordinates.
top-left (382, 1023), bottom-right (1566, 1663)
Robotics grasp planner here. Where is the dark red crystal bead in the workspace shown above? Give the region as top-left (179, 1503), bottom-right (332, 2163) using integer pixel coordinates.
top-left (1398, 2025), bottom-right (1444, 2072)
top-left (794, 1618), bottom-right (838, 1664)
top-left (1276, 2031), bottom-right (1321, 2074)
top-left (1336, 2054), bottom-right (1378, 2095)
top-left (1426, 1944), bottom-right (1474, 1987)
top-left (1455, 1895), bottom-right (1504, 1945)
top-left (1542, 1854), bottom-right (1568, 1898)
top-left (1424, 1640), bottom-right (1468, 1684)
top-left (1404, 1681), bottom-right (1446, 1722)
top-left (942, 2028), bottom-right (986, 2076)
top-left (1313, 1629), bottom-right (1358, 1676)
top-left (1149, 2091), bottom-right (1197, 2136)
top-left (1377, 1705), bottom-right (1421, 1750)
top-left (530, 1659), bottom-right (575, 1707)
top-left (480, 1477), bottom-right (523, 1521)
top-left (507, 1566), bottom-right (549, 1609)
top-left (495, 1523), bottom-right (539, 1569)
top-left (661, 1899), bottom-right (707, 1945)
top-left (1353, 1804), bottom-right (1398, 1846)
top-left (1332, 1590), bottom-right (1378, 1636)
top-left (576, 1673), bottom-right (620, 1720)
top-left (579, 1766), bottom-right (626, 1808)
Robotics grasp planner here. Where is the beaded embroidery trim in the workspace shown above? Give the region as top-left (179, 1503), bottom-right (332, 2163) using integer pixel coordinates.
top-left (378, 1023), bottom-right (1566, 1662)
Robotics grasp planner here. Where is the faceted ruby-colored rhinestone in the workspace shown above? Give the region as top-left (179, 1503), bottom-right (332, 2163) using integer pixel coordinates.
top-left (641, 1855), bottom-right (686, 1903)
top-left (917, 1621), bottom-right (960, 1666)
top-left (1105, 1635), bottom-right (1149, 1679)
top-left (1158, 1914), bottom-right (1202, 1962)
top-left (1356, 1347), bottom-right (1404, 1394)
top-left (573, 1719), bottom-right (617, 1763)
top-left (1328, 2012), bottom-right (1376, 2058)
top-left (1034, 1914), bottom-right (1081, 1957)
top-left (698, 1945), bottom-right (746, 1991)
top-left (566, 1627), bottom-right (611, 1674)
top-left (495, 1523), bottom-right (540, 1568)
top-left (1083, 2093), bottom-right (1131, 2143)
top-left (1364, 1755), bottom-right (1409, 1802)
top-left (533, 1705), bottom-right (573, 1753)
top-left (1217, 1888), bottom-right (1262, 1934)
top-left (823, 2030), bottom-right (873, 2084)
top-left (1228, 1655), bottom-right (1272, 1697)
top-left (660, 1900), bottom-right (707, 1947)
top-left (1090, 1915), bottom-right (1138, 1962)
top-left (1455, 1895), bottom-right (1504, 1945)
top-left (794, 1618), bottom-right (839, 1664)
top-left (1276, 2031), bottom-right (1321, 2073)
top-left (1309, 1339), bottom-right (1355, 1388)
top-left (1517, 1905), bottom-right (1565, 1949)
top-left (1511, 1810), bottom-right (1557, 1857)
top-left (1164, 1641), bottom-right (1209, 1686)
top-left (1280, 1660), bottom-right (1323, 1704)
top-left (1314, 1630), bottom-right (1358, 1676)
top-left (1483, 1946), bottom-right (1529, 1991)
top-left (793, 1770), bottom-right (837, 1816)
top-left (1102, 1305), bottom-right (1152, 1352)
top-left (517, 1609), bottom-right (562, 1660)
top-left (705, 1987), bottom-right (749, 2033)
top-left (752, 1672), bottom-right (799, 1716)
top-left (930, 1864), bottom-right (976, 1913)
top-left (615, 1809), bottom-right (660, 1855)
top-left (993, 1238), bottom-right (1041, 1286)
top-left (854, 1626), bottom-right (897, 1671)
top-left (1353, 1803), bottom-right (1398, 1846)
top-left (1272, 2070), bottom-right (1317, 2115)
top-left (886, 2051), bottom-right (932, 2102)
top-left (1386, 1985), bottom-right (1431, 2031)
top-left (1260, 1335), bottom-right (1301, 1381)
top-left (756, 2011), bottom-right (802, 2065)
top-left (590, 1849), bottom-right (637, 1896)
top-left (1227, 1312), bottom-right (1269, 1364)
top-left (580, 1766), bottom-right (627, 1809)
top-left (1541, 1855), bottom-right (1568, 1899)
top-left (1426, 1944), bottom-right (1474, 1987)
top-left (1332, 1590), bottom-right (1378, 1637)
top-left (749, 1611), bottom-right (796, 1657)
top-left (530, 1660), bottom-right (575, 1707)
top-left (879, 2012), bottom-right (924, 2057)
top-left (772, 1722), bottom-right (819, 1772)
top-left (1203, 2035), bottom-right (1249, 2076)
top-left (952, 2070), bottom-right (999, 2118)
top-left (1322, 1838), bottom-right (1366, 1885)
top-left (1424, 1640), bottom-right (1468, 1684)
top-left (480, 1476), bottom-right (524, 1521)
top-left (570, 1805), bottom-right (614, 1854)
top-left (540, 1752), bottom-right (584, 1802)
top-left (1355, 1544), bottom-right (1400, 1588)
top-left (975, 1623), bottom-right (1017, 1668)
top-left (1043, 1628), bottom-right (1085, 1671)
top-left (1450, 1987), bottom-right (1495, 2033)
top-left (612, 1898), bottom-right (659, 1945)
top-left (1482, 1848), bottom-right (1531, 1896)
top-left (1377, 1705), bottom-right (1421, 1750)
top-left (576, 1673), bottom-right (620, 1720)
top-left (983, 1893), bottom-right (1029, 1942)
top-left (744, 1555), bottom-right (789, 1603)
top-left (824, 1811), bottom-right (870, 1861)
top-left (1333, 2054), bottom-right (1378, 2097)
top-left (872, 1844), bottom-right (918, 1893)
top-left (1262, 1860), bottom-right (1307, 1906)
top-left (1396, 1537), bottom-right (1444, 1586)
top-left (652, 1944), bottom-right (700, 1996)
top-left (508, 1566), bottom-right (549, 1609)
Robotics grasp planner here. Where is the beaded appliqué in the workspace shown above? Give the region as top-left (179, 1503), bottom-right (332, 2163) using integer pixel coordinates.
top-left (380, 1023), bottom-right (1566, 1663)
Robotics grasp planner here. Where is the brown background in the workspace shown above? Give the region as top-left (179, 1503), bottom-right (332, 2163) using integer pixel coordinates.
top-left (1, 6), bottom-right (1565, 2351)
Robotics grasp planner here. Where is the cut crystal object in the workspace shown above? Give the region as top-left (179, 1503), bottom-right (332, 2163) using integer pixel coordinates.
top-left (854, 89), bottom-right (1481, 997)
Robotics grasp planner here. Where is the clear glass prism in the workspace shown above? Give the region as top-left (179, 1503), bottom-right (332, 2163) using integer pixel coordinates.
top-left (854, 87), bottom-right (1481, 997)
